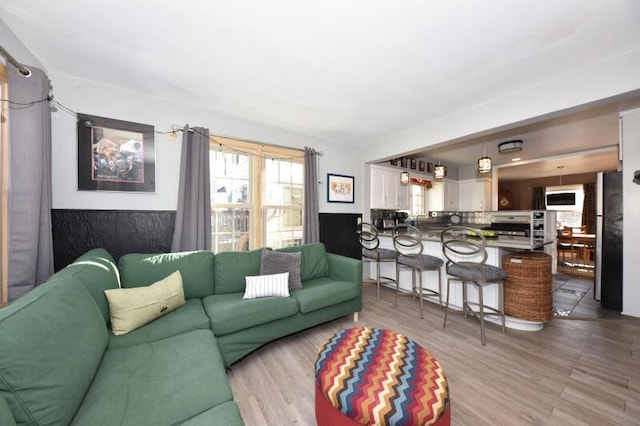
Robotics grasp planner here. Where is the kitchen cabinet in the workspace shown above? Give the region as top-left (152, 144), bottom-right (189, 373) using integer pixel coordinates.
top-left (427, 179), bottom-right (458, 211)
top-left (370, 165), bottom-right (410, 210)
top-left (458, 178), bottom-right (491, 211)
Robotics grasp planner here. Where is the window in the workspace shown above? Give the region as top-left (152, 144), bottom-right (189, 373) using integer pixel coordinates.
top-left (545, 185), bottom-right (584, 229)
top-left (209, 136), bottom-right (303, 253)
top-left (410, 184), bottom-right (426, 216)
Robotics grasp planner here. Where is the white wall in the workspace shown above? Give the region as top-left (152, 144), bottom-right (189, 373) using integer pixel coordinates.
top-left (622, 108), bottom-right (640, 317)
top-left (50, 74), bottom-right (363, 214)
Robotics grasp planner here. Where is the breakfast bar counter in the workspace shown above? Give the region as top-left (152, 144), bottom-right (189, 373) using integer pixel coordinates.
top-left (370, 233), bottom-right (548, 331)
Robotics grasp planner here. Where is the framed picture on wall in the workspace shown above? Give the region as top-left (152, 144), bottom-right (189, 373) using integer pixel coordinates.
top-left (410, 158), bottom-right (417, 170)
top-left (400, 157), bottom-right (408, 168)
top-left (77, 113), bottom-right (155, 192)
top-left (419, 160), bottom-right (426, 172)
top-left (390, 158), bottom-right (398, 166)
top-left (327, 173), bottom-right (355, 203)
top-left (427, 162), bottom-right (434, 173)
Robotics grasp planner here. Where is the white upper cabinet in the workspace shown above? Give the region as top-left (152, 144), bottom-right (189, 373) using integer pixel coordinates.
top-left (370, 165), bottom-right (410, 210)
top-left (427, 179), bottom-right (457, 212)
top-left (457, 178), bottom-right (492, 211)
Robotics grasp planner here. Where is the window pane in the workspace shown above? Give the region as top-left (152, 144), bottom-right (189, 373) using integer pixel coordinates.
top-left (211, 207), bottom-right (250, 252)
top-left (210, 151), bottom-right (250, 204)
top-left (265, 208), bottom-right (303, 249)
top-left (264, 159), bottom-right (303, 205)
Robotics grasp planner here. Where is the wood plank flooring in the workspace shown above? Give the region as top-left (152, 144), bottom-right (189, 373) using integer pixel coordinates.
top-left (227, 283), bottom-right (640, 425)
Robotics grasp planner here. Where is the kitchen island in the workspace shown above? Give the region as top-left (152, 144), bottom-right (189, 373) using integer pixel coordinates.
top-left (372, 229), bottom-right (551, 331)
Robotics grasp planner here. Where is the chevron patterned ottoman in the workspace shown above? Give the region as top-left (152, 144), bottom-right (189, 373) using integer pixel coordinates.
top-left (315, 327), bottom-right (450, 426)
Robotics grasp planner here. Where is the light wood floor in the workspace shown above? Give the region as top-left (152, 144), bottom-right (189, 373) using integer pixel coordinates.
top-left (227, 283), bottom-right (640, 425)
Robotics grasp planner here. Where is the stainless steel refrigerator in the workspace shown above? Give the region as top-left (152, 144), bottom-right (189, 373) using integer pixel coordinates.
top-left (595, 171), bottom-right (623, 310)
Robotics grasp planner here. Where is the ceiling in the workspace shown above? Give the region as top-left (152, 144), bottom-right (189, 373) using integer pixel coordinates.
top-left (2, 1), bottom-right (640, 180)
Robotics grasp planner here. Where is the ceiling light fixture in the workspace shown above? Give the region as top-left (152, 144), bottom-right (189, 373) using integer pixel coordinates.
top-left (498, 140), bottom-right (523, 154)
top-left (477, 142), bottom-right (492, 173)
top-left (400, 170), bottom-right (410, 185)
top-left (434, 156), bottom-right (447, 179)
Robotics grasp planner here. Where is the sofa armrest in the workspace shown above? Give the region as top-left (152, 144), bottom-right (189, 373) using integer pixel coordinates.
top-left (326, 253), bottom-right (362, 286)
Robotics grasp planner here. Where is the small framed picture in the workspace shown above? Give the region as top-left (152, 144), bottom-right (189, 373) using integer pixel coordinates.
top-left (419, 160), bottom-right (426, 172)
top-left (427, 162), bottom-right (434, 173)
top-left (390, 158), bottom-right (398, 166)
top-left (327, 173), bottom-right (355, 203)
top-left (410, 159), bottom-right (417, 170)
top-left (400, 157), bottom-right (408, 168)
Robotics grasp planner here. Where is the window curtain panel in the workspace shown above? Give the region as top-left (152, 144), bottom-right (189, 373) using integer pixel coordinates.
top-left (532, 186), bottom-right (546, 210)
top-left (582, 182), bottom-right (596, 234)
top-left (171, 126), bottom-right (211, 252)
top-left (7, 63), bottom-right (54, 301)
top-left (303, 147), bottom-right (320, 243)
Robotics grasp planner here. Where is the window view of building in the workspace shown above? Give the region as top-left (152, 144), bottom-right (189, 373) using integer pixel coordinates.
top-left (209, 137), bottom-right (303, 253)
top-left (410, 183), bottom-right (426, 216)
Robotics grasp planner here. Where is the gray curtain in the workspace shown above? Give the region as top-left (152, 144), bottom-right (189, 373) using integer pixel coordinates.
top-left (7, 63), bottom-right (54, 301)
top-left (303, 147), bottom-right (320, 243)
top-left (532, 186), bottom-right (546, 210)
top-left (171, 126), bottom-right (212, 252)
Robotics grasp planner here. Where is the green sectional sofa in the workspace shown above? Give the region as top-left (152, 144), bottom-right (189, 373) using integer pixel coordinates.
top-left (0, 243), bottom-right (362, 426)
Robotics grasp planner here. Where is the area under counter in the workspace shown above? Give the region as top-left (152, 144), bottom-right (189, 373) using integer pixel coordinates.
top-left (369, 234), bottom-right (546, 331)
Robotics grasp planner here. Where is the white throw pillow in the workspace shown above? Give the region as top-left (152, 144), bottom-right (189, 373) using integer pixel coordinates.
top-left (104, 270), bottom-right (186, 335)
top-left (243, 272), bottom-right (290, 299)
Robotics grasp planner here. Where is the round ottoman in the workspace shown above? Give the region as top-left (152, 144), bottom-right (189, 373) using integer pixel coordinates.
top-left (315, 327), bottom-right (450, 426)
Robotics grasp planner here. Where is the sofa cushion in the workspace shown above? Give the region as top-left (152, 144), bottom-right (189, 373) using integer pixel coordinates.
top-left (203, 292), bottom-right (299, 336)
top-left (214, 248), bottom-right (263, 294)
top-left (277, 243), bottom-right (329, 281)
top-left (107, 298), bottom-right (210, 350)
top-left (119, 251), bottom-right (215, 298)
top-left (176, 401), bottom-right (244, 425)
top-left (0, 397), bottom-right (16, 426)
top-left (105, 271), bottom-right (186, 335)
top-left (243, 272), bottom-right (290, 299)
top-left (260, 249), bottom-right (302, 290)
top-left (290, 277), bottom-right (360, 313)
top-left (71, 329), bottom-right (233, 426)
top-left (51, 247), bottom-right (121, 324)
top-left (0, 278), bottom-right (108, 426)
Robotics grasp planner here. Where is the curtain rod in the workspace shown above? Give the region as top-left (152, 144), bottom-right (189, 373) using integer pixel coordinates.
top-left (0, 44), bottom-right (32, 77)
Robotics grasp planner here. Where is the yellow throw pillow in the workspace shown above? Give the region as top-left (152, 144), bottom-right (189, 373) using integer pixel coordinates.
top-left (104, 270), bottom-right (186, 336)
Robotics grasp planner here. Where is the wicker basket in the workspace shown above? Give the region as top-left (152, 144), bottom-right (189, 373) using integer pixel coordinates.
top-left (502, 251), bottom-right (553, 322)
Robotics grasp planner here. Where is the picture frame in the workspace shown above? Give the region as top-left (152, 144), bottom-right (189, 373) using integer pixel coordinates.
top-left (427, 162), bottom-right (434, 173)
top-left (410, 158), bottom-right (417, 170)
top-left (390, 158), bottom-right (398, 166)
top-left (419, 160), bottom-right (426, 172)
top-left (400, 157), bottom-right (408, 168)
top-left (327, 173), bottom-right (355, 203)
top-left (77, 113), bottom-right (155, 192)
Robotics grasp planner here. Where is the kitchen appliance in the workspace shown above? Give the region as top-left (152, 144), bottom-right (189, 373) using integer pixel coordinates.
top-left (482, 215), bottom-right (530, 237)
top-left (370, 209), bottom-right (403, 231)
top-left (595, 171), bottom-right (623, 309)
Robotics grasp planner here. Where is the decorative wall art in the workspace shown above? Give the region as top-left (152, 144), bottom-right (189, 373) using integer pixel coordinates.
top-left (419, 160), bottom-right (426, 172)
top-left (427, 162), bottom-right (434, 173)
top-left (77, 113), bottom-right (155, 192)
top-left (410, 158), bottom-right (417, 170)
top-left (327, 173), bottom-right (355, 203)
top-left (400, 157), bottom-right (408, 168)
top-left (390, 158), bottom-right (398, 166)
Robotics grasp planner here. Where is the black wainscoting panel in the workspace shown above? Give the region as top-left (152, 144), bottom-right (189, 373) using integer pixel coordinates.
top-left (52, 209), bottom-right (175, 271)
top-left (319, 213), bottom-right (363, 260)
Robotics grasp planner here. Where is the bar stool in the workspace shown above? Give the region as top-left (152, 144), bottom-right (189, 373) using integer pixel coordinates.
top-left (441, 226), bottom-right (508, 345)
top-left (393, 224), bottom-right (444, 319)
top-left (358, 222), bottom-right (397, 301)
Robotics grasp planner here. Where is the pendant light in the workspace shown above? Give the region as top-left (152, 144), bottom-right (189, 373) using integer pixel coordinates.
top-left (478, 142), bottom-right (492, 173)
top-left (434, 155), bottom-right (446, 179)
top-left (400, 170), bottom-right (410, 185)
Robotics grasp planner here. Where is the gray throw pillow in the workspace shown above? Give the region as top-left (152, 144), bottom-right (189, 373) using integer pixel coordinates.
top-left (260, 249), bottom-right (303, 290)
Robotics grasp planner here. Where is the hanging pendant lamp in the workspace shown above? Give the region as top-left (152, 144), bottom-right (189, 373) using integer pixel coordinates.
top-left (478, 142), bottom-right (492, 173)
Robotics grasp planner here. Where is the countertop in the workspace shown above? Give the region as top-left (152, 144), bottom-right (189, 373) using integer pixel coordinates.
top-left (378, 231), bottom-right (544, 250)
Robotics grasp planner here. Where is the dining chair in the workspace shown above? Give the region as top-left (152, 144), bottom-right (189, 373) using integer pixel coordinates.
top-left (441, 226), bottom-right (508, 345)
top-left (358, 222), bottom-right (397, 301)
top-left (392, 224), bottom-right (444, 319)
